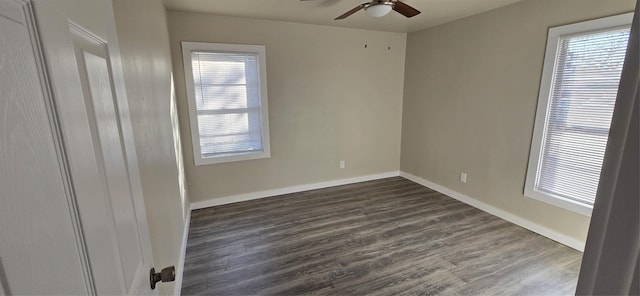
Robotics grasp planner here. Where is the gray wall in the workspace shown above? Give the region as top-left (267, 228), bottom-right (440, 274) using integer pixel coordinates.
top-left (400, 0), bottom-right (635, 244)
top-left (167, 11), bottom-right (407, 203)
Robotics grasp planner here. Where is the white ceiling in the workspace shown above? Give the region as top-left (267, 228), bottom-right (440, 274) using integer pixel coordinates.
top-left (163, 0), bottom-right (523, 33)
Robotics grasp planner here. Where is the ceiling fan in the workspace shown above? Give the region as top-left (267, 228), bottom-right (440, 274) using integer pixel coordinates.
top-left (334, 0), bottom-right (421, 20)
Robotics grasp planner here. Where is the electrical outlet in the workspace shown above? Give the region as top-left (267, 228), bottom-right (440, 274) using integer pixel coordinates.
top-left (339, 160), bottom-right (345, 169)
top-left (459, 172), bottom-right (467, 183)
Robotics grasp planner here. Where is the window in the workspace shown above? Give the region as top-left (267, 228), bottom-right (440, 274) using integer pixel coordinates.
top-left (182, 42), bottom-right (270, 165)
top-left (525, 13), bottom-right (632, 216)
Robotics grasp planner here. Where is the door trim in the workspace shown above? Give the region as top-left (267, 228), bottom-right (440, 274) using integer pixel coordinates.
top-left (69, 21), bottom-right (107, 45)
top-left (174, 210), bottom-right (192, 295)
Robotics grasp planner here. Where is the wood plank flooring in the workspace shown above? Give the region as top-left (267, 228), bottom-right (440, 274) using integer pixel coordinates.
top-left (182, 177), bottom-right (582, 295)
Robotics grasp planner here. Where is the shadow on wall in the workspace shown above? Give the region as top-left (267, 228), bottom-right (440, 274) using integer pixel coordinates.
top-left (0, 256), bottom-right (11, 295)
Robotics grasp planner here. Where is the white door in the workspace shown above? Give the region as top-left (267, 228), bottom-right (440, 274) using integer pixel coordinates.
top-left (0, 1), bottom-right (89, 294)
top-left (0, 0), bottom-right (156, 294)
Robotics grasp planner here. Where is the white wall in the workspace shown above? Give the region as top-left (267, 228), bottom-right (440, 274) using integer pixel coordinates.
top-left (112, 1), bottom-right (189, 294)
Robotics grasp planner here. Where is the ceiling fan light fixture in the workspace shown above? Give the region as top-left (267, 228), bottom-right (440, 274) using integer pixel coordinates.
top-left (334, 0), bottom-right (419, 20)
top-left (365, 3), bottom-right (393, 17)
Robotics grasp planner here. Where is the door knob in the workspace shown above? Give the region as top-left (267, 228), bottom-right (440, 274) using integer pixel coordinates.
top-left (150, 266), bottom-right (175, 290)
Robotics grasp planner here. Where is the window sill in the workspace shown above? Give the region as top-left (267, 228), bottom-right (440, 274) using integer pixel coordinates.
top-left (194, 151), bottom-right (270, 166)
top-left (524, 188), bottom-right (593, 217)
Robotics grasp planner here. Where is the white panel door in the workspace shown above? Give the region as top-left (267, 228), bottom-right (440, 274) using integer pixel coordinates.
top-left (27, 0), bottom-right (154, 294)
top-left (0, 0), bottom-right (89, 294)
top-left (0, 0), bottom-right (156, 293)
top-left (70, 31), bottom-right (153, 294)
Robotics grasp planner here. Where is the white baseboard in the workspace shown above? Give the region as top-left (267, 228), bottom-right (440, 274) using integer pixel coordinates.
top-left (190, 171), bottom-right (401, 210)
top-left (173, 210), bottom-right (191, 296)
top-left (399, 171), bottom-right (585, 252)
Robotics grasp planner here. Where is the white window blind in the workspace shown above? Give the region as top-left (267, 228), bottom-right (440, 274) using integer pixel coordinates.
top-left (537, 29), bottom-right (630, 205)
top-left (182, 42), bottom-right (270, 165)
top-left (525, 13), bottom-right (632, 216)
top-left (191, 52), bottom-right (263, 156)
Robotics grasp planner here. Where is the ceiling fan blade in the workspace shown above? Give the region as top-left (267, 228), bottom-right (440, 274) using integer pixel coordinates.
top-left (393, 1), bottom-right (421, 18)
top-left (335, 4), bottom-right (365, 20)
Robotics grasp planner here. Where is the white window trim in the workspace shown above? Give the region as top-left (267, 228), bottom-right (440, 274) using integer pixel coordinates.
top-left (524, 12), bottom-right (633, 217)
top-left (181, 42), bottom-right (271, 165)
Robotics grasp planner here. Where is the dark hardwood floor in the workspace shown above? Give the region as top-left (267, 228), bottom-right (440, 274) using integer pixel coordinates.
top-left (182, 177), bottom-right (582, 295)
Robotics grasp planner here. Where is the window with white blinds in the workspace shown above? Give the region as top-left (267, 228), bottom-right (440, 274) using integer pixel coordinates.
top-left (525, 13), bottom-right (632, 216)
top-left (182, 42), bottom-right (270, 165)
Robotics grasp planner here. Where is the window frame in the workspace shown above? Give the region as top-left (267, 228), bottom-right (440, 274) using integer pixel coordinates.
top-left (525, 13), bottom-right (633, 216)
top-left (181, 41), bottom-right (271, 165)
